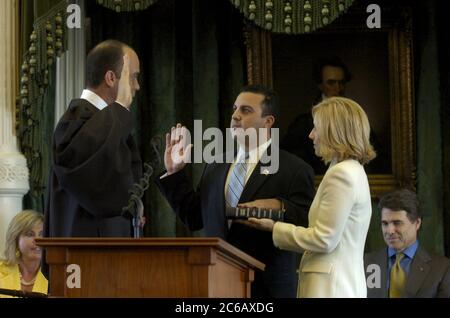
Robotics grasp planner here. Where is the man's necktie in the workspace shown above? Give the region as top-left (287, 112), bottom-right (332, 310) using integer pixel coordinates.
top-left (389, 253), bottom-right (407, 298)
top-left (225, 155), bottom-right (248, 208)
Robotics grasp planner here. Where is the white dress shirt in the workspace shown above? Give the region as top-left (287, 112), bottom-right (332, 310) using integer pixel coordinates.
top-left (80, 89), bottom-right (108, 110)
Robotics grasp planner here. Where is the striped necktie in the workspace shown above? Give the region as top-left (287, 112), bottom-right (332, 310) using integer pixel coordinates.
top-left (225, 154), bottom-right (248, 208)
top-left (389, 253), bottom-right (406, 298)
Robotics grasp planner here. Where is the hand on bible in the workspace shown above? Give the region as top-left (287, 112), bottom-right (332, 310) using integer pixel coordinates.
top-left (116, 54), bottom-right (132, 109)
top-left (165, 123), bottom-right (193, 175)
top-left (233, 199), bottom-right (281, 231)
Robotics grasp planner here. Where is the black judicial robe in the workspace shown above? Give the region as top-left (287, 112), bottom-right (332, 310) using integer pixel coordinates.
top-left (44, 99), bottom-right (142, 237)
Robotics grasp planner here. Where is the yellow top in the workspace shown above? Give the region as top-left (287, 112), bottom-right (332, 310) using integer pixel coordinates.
top-left (0, 261), bottom-right (48, 298)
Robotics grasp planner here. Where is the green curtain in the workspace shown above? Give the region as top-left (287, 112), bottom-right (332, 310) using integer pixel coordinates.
top-left (229, 0), bottom-right (355, 34)
top-left (20, 0), bottom-right (61, 57)
top-left (18, 0), bottom-right (67, 212)
top-left (95, 0), bottom-right (159, 12)
top-left (86, 0), bottom-right (245, 237)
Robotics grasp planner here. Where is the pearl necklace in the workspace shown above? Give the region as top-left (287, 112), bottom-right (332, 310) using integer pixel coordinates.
top-left (20, 276), bottom-right (36, 286)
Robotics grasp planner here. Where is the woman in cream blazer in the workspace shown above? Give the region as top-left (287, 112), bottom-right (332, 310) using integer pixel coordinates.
top-left (249, 97), bottom-right (375, 297)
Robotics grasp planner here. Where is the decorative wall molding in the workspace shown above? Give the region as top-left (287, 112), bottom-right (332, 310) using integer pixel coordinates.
top-left (0, 162), bottom-right (29, 184)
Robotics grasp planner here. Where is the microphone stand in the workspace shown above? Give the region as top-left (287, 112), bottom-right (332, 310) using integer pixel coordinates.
top-left (122, 136), bottom-right (162, 238)
top-left (123, 163), bottom-right (153, 238)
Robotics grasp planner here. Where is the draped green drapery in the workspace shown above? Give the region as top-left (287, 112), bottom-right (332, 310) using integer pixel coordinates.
top-left (17, 0), bottom-right (68, 212)
top-left (230, 0), bottom-right (355, 34)
top-left (96, 0), bottom-right (356, 34)
top-left (95, 0), bottom-right (159, 12)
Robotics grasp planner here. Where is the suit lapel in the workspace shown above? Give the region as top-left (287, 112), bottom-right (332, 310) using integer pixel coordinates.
top-left (404, 246), bottom-right (431, 297)
top-left (239, 160), bottom-right (271, 203)
top-left (217, 162), bottom-right (232, 206)
top-left (379, 248), bottom-right (389, 298)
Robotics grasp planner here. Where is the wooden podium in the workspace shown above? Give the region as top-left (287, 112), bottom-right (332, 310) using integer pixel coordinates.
top-left (37, 238), bottom-right (264, 298)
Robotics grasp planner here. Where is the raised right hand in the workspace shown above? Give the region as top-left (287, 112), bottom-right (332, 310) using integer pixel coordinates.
top-left (164, 123), bottom-right (193, 175)
top-left (115, 54), bottom-right (132, 109)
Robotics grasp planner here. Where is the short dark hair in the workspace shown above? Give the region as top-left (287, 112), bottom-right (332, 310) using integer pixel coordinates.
top-left (378, 189), bottom-right (421, 222)
top-left (86, 40), bottom-right (129, 88)
top-left (313, 56), bottom-right (352, 84)
top-left (240, 85), bottom-right (280, 124)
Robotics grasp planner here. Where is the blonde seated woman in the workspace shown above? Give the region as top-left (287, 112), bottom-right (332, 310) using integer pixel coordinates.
top-left (0, 210), bottom-right (48, 297)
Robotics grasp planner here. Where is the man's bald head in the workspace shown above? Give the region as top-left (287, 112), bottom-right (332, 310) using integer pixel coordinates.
top-left (86, 40), bottom-right (134, 89)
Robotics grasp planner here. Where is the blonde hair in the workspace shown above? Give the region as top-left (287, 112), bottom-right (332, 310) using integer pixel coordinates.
top-left (2, 210), bottom-right (44, 266)
top-left (312, 97), bottom-right (376, 165)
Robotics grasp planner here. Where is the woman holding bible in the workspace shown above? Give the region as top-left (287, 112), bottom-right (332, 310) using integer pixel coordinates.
top-left (249, 97), bottom-right (376, 297)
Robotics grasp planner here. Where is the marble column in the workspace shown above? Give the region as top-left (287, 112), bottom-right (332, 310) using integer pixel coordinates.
top-left (0, 0), bottom-right (30, 255)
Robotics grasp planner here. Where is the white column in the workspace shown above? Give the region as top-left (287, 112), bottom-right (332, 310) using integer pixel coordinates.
top-left (0, 0), bottom-right (30, 255)
top-left (55, 0), bottom-right (86, 125)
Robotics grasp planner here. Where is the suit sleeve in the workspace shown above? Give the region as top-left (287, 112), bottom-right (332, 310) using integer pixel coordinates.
top-left (278, 162), bottom-right (315, 227)
top-left (437, 261), bottom-right (450, 298)
top-left (155, 168), bottom-right (204, 231)
top-left (273, 165), bottom-right (356, 254)
top-left (52, 103), bottom-right (139, 218)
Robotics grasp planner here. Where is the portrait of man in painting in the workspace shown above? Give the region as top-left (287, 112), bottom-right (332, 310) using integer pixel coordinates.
top-left (274, 31), bottom-right (392, 175)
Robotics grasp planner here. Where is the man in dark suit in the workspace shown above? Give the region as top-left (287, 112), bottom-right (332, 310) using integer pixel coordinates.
top-left (156, 85), bottom-right (315, 298)
top-left (45, 40), bottom-right (143, 237)
top-left (365, 189), bottom-right (450, 298)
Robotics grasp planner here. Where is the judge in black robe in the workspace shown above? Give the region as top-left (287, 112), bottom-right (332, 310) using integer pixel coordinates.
top-left (44, 40), bottom-right (142, 237)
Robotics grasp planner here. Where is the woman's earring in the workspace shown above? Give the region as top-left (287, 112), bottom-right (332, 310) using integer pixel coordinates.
top-left (15, 249), bottom-right (21, 258)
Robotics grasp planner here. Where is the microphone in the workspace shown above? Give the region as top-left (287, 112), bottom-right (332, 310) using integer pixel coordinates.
top-left (225, 206), bottom-right (285, 222)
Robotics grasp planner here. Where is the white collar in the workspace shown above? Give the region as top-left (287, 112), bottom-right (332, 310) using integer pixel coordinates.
top-left (236, 139), bottom-right (272, 164)
top-left (80, 89), bottom-right (108, 110)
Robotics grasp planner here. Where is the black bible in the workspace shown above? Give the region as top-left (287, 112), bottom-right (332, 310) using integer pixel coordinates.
top-left (225, 206), bottom-right (285, 222)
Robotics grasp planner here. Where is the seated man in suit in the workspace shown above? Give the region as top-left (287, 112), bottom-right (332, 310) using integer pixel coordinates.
top-left (365, 189), bottom-right (450, 298)
top-left (156, 85), bottom-right (315, 298)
